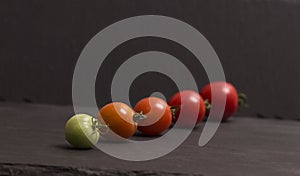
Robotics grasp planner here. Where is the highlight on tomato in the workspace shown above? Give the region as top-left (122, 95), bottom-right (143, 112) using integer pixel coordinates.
top-left (134, 97), bottom-right (172, 136)
top-left (168, 90), bottom-right (206, 128)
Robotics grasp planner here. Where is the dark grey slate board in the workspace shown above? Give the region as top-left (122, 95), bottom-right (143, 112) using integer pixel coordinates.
top-left (0, 102), bottom-right (299, 176)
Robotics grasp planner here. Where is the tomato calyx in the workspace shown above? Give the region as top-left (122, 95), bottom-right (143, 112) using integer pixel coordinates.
top-left (203, 93), bottom-right (248, 110)
top-left (91, 117), bottom-right (109, 135)
top-left (204, 99), bottom-right (211, 111)
top-left (169, 105), bottom-right (180, 121)
top-left (133, 111), bottom-right (147, 122)
top-left (238, 92), bottom-right (248, 108)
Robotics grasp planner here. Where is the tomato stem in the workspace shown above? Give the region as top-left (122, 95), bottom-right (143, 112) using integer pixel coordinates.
top-left (133, 111), bottom-right (147, 122)
top-left (204, 99), bottom-right (211, 111)
top-left (96, 124), bottom-right (109, 134)
top-left (169, 105), bottom-right (180, 121)
top-left (238, 92), bottom-right (249, 108)
top-left (91, 117), bottom-right (109, 134)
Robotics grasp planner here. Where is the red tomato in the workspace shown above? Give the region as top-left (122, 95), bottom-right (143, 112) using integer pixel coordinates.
top-left (168, 90), bottom-right (206, 128)
top-left (134, 97), bottom-right (172, 136)
top-left (200, 82), bottom-right (238, 121)
top-left (98, 102), bottom-right (137, 139)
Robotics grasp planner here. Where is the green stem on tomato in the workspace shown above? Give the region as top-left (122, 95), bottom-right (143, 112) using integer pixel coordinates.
top-left (238, 92), bottom-right (249, 108)
top-left (204, 99), bottom-right (211, 111)
top-left (169, 105), bottom-right (180, 121)
top-left (133, 111), bottom-right (147, 122)
top-left (91, 117), bottom-right (109, 134)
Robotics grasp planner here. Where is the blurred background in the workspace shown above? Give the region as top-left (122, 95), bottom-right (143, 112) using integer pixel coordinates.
top-left (1, 0), bottom-right (299, 119)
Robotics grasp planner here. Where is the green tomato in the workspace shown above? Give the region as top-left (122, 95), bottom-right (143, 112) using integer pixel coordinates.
top-left (65, 114), bottom-right (99, 149)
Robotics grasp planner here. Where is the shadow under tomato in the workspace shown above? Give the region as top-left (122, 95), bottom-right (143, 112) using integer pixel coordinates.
top-left (52, 144), bottom-right (93, 151)
top-left (202, 117), bottom-right (234, 123)
top-left (131, 131), bottom-right (164, 141)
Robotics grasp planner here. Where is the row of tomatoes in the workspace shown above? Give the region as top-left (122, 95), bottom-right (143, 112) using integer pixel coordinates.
top-left (65, 82), bottom-right (245, 149)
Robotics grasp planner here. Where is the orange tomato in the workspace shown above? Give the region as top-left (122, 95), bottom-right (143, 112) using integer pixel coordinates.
top-left (98, 102), bottom-right (137, 139)
top-left (134, 97), bottom-right (172, 136)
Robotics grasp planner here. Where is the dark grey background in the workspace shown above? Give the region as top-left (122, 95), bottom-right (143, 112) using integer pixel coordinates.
top-left (0, 0), bottom-right (300, 119)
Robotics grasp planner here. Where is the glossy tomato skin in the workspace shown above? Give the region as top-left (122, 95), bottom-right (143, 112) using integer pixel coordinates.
top-left (98, 102), bottom-right (137, 139)
top-left (200, 82), bottom-right (238, 120)
top-left (168, 90), bottom-right (205, 128)
top-left (134, 97), bottom-right (172, 136)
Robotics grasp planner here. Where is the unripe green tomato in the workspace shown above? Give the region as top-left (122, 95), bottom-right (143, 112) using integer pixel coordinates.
top-left (65, 114), bottom-right (99, 149)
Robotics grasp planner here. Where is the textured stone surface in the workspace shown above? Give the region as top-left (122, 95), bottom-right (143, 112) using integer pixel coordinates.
top-left (0, 163), bottom-right (200, 176)
top-left (0, 102), bottom-right (300, 175)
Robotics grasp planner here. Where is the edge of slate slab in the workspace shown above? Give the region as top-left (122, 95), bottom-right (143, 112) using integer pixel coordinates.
top-left (0, 163), bottom-right (203, 176)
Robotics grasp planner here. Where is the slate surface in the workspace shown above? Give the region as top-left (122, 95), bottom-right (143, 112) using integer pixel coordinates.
top-left (0, 102), bottom-right (300, 176)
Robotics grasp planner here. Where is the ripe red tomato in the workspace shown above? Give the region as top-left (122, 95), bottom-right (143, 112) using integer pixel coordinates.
top-left (168, 90), bottom-right (206, 128)
top-left (134, 97), bottom-right (172, 136)
top-left (200, 82), bottom-right (238, 121)
top-left (98, 102), bottom-right (137, 139)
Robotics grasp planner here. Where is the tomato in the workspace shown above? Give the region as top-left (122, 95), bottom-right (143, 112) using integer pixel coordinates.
top-left (134, 97), bottom-right (172, 136)
top-left (168, 90), bottom-right (205, 128)
top-left (98, 102), bottom-right (137, 139)
top-left (200, 82), bottom-right (238, 121)
top-left (65, 114), bottom-right (100, 149)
